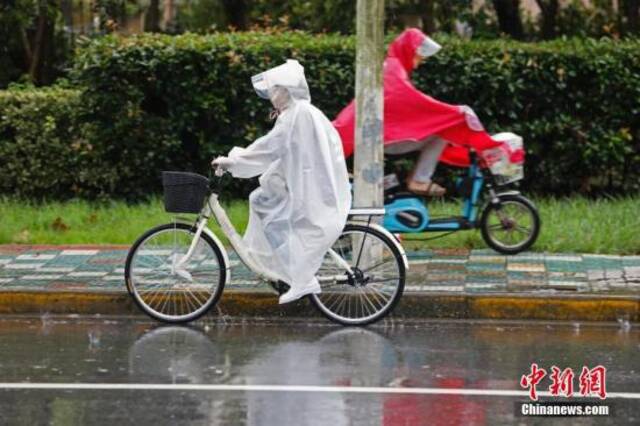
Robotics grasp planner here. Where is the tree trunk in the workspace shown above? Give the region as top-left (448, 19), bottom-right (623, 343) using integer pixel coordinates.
top-left (622, 0), bottom-right (640, 34)
top-left (492, 0), bottom-right (524, 39)
top-left (29, 16), bottom-right (45, 82)
top-left (163, 0), bottom-right (177, 32)
top-left (60, 0), bottom-right (74, 45)
top-left (535, 0), bottom-right (558, 39)
top-left (60, 0), bottom-right (73, 29)
top-left (28, 1), bottom-right (55, 85)
top-left (78, 0), bottom-right (86, 34)
top-left (117, 0), bottom-right (127, 30)
top-left (145, 0), bottom-right (161, 32)
top-left (419, 0), bottom-right (436, 33)
top-left (20, 28), bottom-right (33, 69)
top-left (222, 0), bottom-right (249, 30)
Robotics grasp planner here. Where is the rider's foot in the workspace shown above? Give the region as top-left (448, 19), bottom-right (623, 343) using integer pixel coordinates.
top-left (268, 280), bottom-right (290, 296)
top-left (279, 282), bottom-right (321, 304)
top-left (406, 179), bottom-right (446, 197)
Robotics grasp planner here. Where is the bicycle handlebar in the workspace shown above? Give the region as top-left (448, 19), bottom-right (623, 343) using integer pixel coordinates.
top-left (213, 165), bottom-right (226, 177)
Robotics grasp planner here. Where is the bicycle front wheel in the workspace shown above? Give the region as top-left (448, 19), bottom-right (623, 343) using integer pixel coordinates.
top-left (310, 224), bottom-right (406, 326)
top-left (125, 223), bottom-right (226, 323)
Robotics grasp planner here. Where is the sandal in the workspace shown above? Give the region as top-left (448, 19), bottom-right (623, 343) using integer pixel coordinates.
top-left (407, 179), bottom-right (446, 197)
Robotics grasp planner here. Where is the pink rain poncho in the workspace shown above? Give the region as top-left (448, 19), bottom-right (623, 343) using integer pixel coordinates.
top-left (333, 28), bottom-right (503, 167)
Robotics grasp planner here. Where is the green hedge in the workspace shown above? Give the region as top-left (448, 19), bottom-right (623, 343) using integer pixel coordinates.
top-left (1, 32), bottom-right (639, 199)
top-left (0, 87), bottom-right (87, 198)
top-left (0, 86), bottom-right (185, 199)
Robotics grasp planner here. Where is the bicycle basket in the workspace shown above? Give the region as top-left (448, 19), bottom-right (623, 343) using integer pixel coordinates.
top-left (482, 146), bottom-right (524, 186)
top-left (162, 171), bottom-right (209, 214)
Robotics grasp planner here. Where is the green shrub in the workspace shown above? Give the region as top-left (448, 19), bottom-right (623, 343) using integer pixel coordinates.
top-left (0, 87), bottom-right (86, 199)
top-left (1, 32), bottom-right (638, 199)
top-left (0, 86), bottom-right (185, 199)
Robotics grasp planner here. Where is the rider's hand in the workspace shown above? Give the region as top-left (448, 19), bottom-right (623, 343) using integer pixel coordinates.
top-left (211, 156), bottom-right (233, 175)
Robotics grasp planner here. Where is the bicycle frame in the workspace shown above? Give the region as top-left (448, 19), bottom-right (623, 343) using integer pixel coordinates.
top-left (174, 192), bottom-right (386, 285)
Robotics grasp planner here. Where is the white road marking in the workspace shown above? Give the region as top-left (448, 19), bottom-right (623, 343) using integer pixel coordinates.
top-left (421, 286), bottom-right (465, 292)
top-left (38, 267), bottom-right (75, 273)
top-left (21, 275), bottom-right (63, 280)
top-left (60, 250), bottom-right (99, 256)
top-left (16, 254), bottom-right (56, 261)
top-left (0, 383), bottom-right (637, 399)
top-left (4, 263), bottom-right (45, 270)
top-left (421, 259), bottom-right (467, 264)
top-left (68, 272), bottom-right (108, 277)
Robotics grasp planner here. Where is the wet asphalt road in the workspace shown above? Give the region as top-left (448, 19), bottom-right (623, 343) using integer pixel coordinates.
top-left (0, 316), bottom-right (638, 426)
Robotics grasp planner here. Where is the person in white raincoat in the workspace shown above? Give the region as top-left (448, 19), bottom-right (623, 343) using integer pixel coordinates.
top-left (212, 60), bottom-right (351, 304)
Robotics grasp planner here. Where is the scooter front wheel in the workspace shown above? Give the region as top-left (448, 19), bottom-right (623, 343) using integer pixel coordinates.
top-left (125, 223), bottom-right (227, 323)
top-left (310, 224), bottom-right (406, 326)
top-left (480, 194), bottom-right (541, 255)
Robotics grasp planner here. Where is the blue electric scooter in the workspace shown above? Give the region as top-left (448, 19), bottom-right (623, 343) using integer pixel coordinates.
top-left (382, 148), bottom-right (540, 254)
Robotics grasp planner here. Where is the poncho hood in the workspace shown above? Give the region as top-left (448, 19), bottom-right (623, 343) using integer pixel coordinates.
top-left (387, 28), bottom-right (427, 74)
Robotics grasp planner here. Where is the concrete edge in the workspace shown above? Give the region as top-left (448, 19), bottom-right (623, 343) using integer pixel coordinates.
top-left (0, 291), bottom-right (637, 322)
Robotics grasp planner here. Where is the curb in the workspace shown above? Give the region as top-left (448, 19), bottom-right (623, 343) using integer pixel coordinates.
top-left (0, 291), bottom-right (637, 322)
top-left (0, 244), bottom-right (130, 251)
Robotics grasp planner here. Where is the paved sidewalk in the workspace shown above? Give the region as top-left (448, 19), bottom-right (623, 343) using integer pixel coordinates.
top-left (0, 245), bottom-right (638, 321)
top-left (1, 246), bottom-right (640, 294)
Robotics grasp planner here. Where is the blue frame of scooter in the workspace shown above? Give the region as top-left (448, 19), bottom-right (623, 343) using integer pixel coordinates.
top-left (382, 151), bottom-right (488, 234)
top-left (429, 161), bottom-right (483, 231)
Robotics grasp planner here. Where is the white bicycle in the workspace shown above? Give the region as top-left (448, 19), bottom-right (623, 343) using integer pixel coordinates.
top-left (125, 170), bottom-right (408, 326)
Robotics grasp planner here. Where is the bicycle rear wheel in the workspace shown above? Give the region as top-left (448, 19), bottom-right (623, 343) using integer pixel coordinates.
top-left (125, 223), bottom-right (226, 323)
top-left (310, 223), bottom-right (405, 326)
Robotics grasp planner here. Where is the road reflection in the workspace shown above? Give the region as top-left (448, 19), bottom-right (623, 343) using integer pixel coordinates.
top-left (127, 324), bottom-right (491, 425)
top-left (0, 318), bottom-right (637, 425)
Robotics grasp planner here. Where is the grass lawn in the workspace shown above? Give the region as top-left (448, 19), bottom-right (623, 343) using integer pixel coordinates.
top-left (0, 197), bottom-right (249, 247)
top-left (1, 196), bottom-right (638, 254)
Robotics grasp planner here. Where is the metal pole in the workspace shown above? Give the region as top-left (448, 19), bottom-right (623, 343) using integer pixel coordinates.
top-left (353, 0), bottom-right (385, 211)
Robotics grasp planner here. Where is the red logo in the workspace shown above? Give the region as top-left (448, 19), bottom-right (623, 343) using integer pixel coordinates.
top-left (520, 363), bottom-right (547, 401)
top-left (520, 364), bottom-right (607, 400)
top-left (549, 366), bottom-right (574, 397)
top-left (579, 365), bottom-right (607, 399)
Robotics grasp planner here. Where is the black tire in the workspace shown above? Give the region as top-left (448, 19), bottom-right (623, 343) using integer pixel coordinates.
top-left (125, 223), bottom-right (227, 323)
top-left (310, 223), bottom-right (406, 326)
top-left (480, 194), bottom-right (541, 255)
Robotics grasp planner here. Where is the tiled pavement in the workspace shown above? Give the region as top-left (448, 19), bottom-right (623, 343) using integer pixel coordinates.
top-left (1, 246), bottom-right (640, 295)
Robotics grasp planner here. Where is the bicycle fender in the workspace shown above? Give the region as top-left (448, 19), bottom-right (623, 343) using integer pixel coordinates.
top-left (347, 220), bottom-right (409, 270)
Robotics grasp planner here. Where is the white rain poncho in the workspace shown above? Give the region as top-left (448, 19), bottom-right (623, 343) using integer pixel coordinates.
top-left (226, 60), bottom-right (351, 299)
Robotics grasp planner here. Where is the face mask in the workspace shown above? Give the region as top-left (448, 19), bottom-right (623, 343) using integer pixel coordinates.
top-left (417, 37), bottom-right (442, 58)
top-left (270, 87), bottom-right (291, 111)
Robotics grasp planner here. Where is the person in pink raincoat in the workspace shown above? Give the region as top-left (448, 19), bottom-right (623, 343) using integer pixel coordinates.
top-left (333, 28), bottom-right (502, 196)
